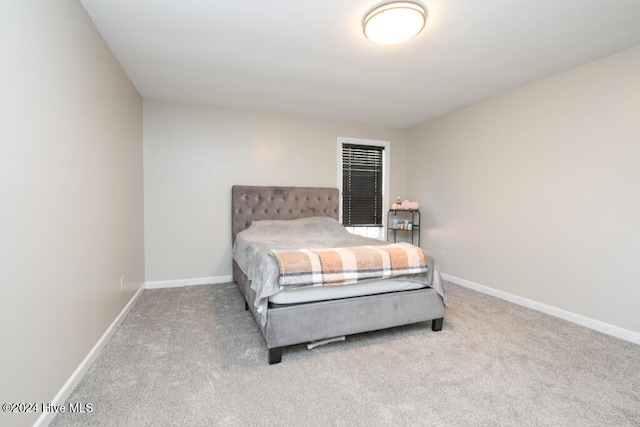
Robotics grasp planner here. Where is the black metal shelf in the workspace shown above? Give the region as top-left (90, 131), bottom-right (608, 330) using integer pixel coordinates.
top-left (387, 209), bottom-right (420, 246)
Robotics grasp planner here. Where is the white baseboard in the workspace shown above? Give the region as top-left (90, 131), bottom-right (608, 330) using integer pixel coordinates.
top-left (442, 273), bottom-right (640, 345)
top-left (35, 284), bottom-right (145, 427)
top-left (144, 275), bottom-right (233, 289)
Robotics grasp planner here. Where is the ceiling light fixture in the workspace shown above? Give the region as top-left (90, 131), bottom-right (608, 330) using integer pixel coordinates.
top-left (363, 1), bottom-right (427, 45)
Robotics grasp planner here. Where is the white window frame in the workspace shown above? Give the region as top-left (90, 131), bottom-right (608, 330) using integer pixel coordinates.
top-left (337, 137), bottom-right (390, 240)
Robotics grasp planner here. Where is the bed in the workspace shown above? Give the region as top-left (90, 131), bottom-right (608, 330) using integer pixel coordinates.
top-left (231, 185), bottom-right (447, 364)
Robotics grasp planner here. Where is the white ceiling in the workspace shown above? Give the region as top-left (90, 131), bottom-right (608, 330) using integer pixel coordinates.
top-left (80, 0), bottom-right (640, 128)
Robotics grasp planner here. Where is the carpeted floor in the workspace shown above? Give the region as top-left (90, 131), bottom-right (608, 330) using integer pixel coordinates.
top-left (51, 282), bottom-right (640, 426)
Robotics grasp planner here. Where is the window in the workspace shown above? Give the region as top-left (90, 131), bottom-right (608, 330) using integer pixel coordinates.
top-left (342, 144), bottom-right (384, 226)
top-left (338, 137), bottom-right (389, 240)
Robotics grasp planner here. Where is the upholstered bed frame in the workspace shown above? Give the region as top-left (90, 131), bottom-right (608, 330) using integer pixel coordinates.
top-left (231, 185), bottom-right (445, 364)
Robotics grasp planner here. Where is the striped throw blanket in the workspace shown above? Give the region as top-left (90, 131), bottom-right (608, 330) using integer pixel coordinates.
top-left (270, 242), bottom-right (428, 287)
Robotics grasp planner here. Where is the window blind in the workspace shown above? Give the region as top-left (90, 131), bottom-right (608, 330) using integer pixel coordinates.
top-left (342, 143), bottom-right (384, 227)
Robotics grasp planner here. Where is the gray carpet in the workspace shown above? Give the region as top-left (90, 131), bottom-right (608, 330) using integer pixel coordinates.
top-left (51, 282), bottom-right (640, 426)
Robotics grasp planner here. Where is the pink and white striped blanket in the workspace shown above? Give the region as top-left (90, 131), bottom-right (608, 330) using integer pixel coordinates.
top-left (270, 242), bottom-right (428, 287)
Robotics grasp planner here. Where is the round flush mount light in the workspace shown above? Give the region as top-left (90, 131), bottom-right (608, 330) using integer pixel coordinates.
top-left (363, 1), bottom-right (427, 45)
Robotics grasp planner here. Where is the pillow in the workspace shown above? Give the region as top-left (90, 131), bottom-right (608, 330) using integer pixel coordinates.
top-left (248, 216), bottom-right (344, 234)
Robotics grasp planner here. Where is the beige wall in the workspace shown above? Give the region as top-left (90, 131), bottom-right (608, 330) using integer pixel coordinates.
top-left (143, 100), bottom-right (409, 282)
top-left (0, 2), bottom-right (144, 426)
top-left (407, 47), bottom-right (640, 335)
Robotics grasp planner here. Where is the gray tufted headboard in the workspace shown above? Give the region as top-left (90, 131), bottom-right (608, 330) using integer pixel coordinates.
top-left (231, 185), bottom-right (340, 242)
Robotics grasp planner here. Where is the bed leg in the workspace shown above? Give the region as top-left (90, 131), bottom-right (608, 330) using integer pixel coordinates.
top-left (268, 347), bottom-right (283, 365)
top-left (432, 317), bottom-right (444, 331)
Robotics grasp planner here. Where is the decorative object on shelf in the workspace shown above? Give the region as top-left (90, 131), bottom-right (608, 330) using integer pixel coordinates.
top-left (392, 198), bottom-right (420, 210)
top-left (400, 199), bottom-right (419, 210)
top-left (392, 195), bottom-right (401, 210)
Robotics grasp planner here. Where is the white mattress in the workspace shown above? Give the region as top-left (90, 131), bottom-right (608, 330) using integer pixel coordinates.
top-left (269, 278), bottom-right (426, 305)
